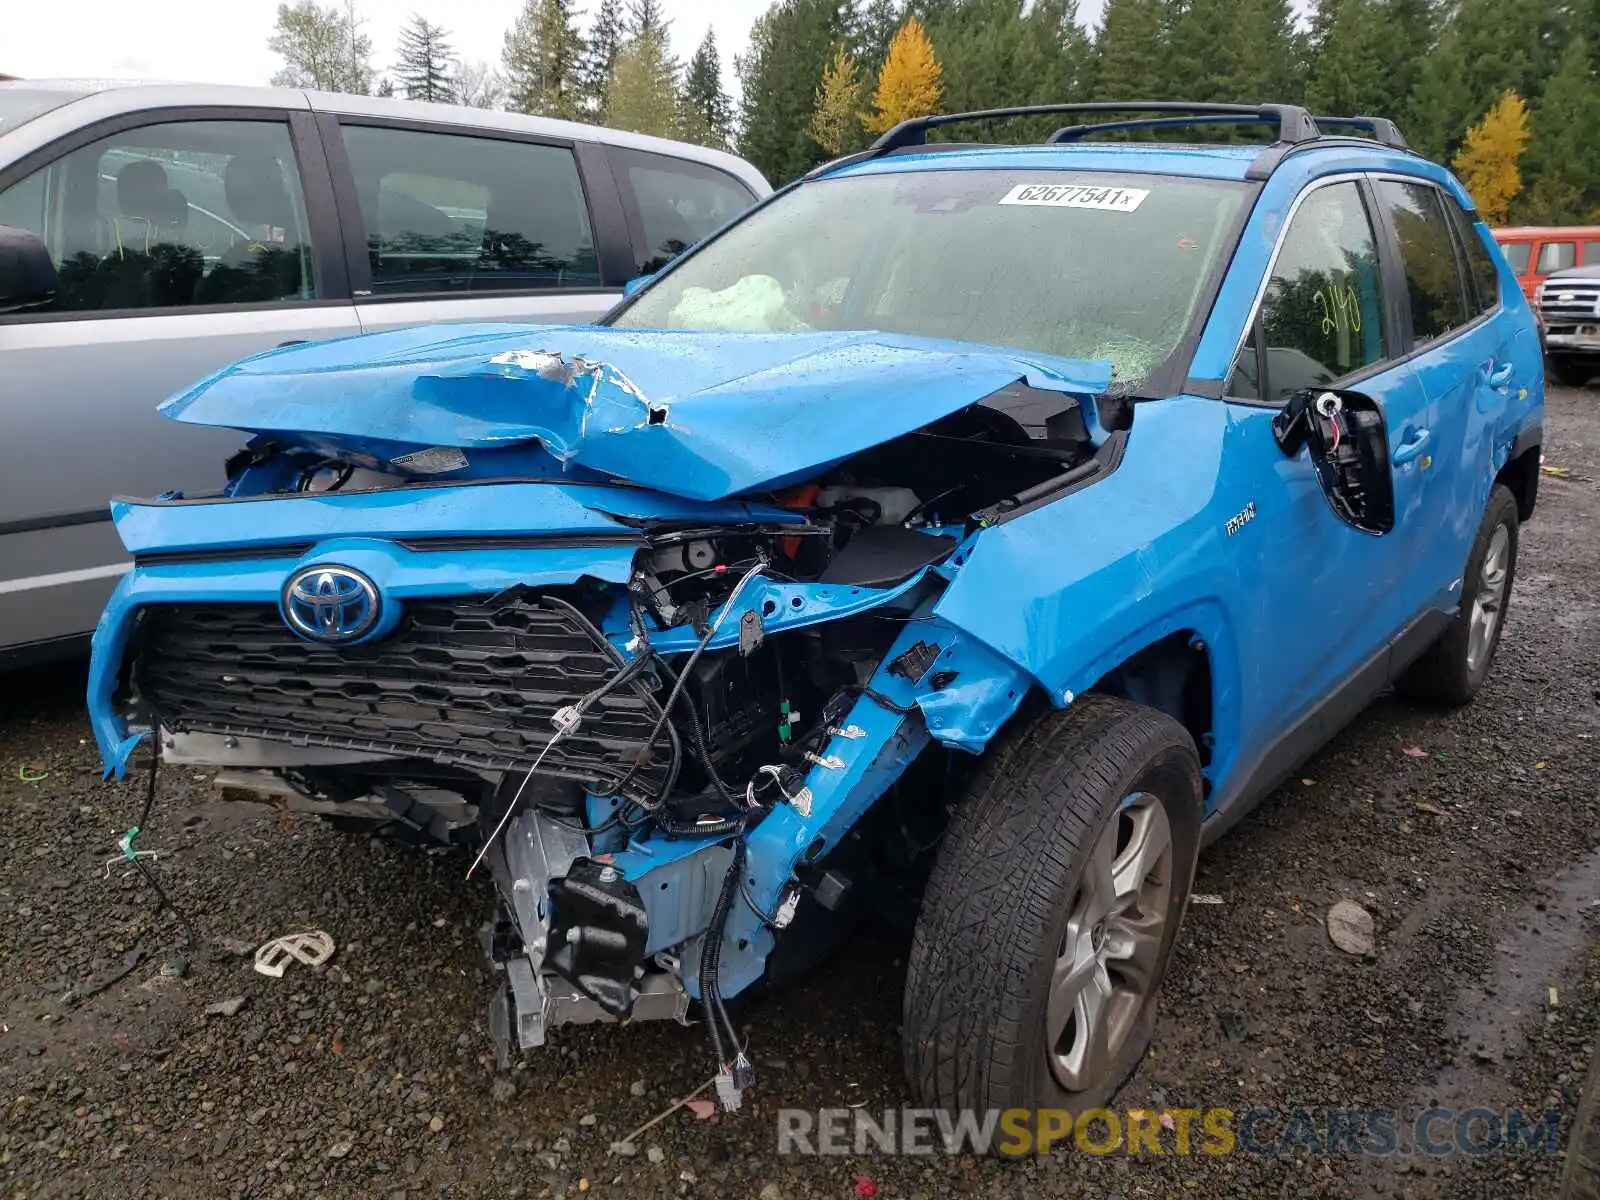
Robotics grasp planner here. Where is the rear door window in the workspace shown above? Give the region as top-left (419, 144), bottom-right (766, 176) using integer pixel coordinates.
top-left (0, 118), bottom-right (317, 312)
top-left (1375, 179), bottom-right (1472, 343)
top-left (1442, 194), bottom-right (1500, 316)
top-left (1537, 241), bottom-right (1577, 273)
top-left (340, 125), bottom-right (599, 295)
top-left (610, 148), bottom-right (756, 275)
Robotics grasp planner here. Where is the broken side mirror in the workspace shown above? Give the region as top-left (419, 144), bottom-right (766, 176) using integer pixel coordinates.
top-left (0, 225), bottom-right (57, 314)
top-left (622, 273), bottom-right (656, 299)
top-left (1272, 387), bottom-right (1394, 536)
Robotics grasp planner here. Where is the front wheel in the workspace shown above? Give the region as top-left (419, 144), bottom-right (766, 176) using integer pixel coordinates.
top-left (902, 694), bottom-right (1202, 1130)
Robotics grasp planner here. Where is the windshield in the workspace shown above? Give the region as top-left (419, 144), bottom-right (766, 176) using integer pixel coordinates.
top-left (0, 86), bottom-right (90, 136)
top-left (612, 168), bottom-right (1249, 385)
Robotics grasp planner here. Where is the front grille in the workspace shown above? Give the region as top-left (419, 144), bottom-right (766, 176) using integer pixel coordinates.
top-left (1538, 281), bottom-right (1600, 321)
top-left (132, 594), bottom-right (668, 797)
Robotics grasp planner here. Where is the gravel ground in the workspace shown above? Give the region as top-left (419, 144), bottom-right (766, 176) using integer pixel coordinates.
top-left (1, 389), bottom-right (1597, 1200)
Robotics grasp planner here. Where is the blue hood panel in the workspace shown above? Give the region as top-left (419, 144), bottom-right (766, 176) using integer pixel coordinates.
top-left (161, 324), bottom-right (1113, 502)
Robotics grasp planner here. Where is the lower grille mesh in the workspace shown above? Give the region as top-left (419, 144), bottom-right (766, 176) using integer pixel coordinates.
top-left (132, 595), bottom-right (667, 796)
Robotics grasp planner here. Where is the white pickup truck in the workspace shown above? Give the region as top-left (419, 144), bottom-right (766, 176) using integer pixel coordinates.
top-left (1537, 265), bottom-right (1600, 387)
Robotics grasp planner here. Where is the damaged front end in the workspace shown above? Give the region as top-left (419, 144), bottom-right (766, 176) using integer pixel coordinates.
top-left (88, 323), bottom-right (1122, 1104)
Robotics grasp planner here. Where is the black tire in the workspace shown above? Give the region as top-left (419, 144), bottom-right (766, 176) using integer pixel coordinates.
top-left (1546, 358), bottom-right (1592, 389)
top-left (1395, 483), bottom-right (1520, 706)
top-left (902, 694), bottom-right (1202, 1135)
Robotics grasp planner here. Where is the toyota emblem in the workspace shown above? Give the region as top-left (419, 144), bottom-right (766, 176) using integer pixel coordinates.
top-left (282, 565), bottom-right (381, 643)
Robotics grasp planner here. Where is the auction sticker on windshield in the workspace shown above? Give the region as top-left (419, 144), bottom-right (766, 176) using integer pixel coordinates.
top-left (998, 183), bottom-right (1149, 211)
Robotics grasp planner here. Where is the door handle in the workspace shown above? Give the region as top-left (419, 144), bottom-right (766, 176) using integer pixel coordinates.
top-left (1393, 428), bottom-right (1431, 464)
top-left (1487, 362), bottom-right (1514, 387)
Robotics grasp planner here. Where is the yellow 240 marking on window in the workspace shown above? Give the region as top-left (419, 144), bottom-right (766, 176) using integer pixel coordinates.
top-left (1314, 285), bottom-right (1363, 335)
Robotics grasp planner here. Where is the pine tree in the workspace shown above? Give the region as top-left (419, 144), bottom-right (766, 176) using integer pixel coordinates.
top-left (1305, 0), bottom-right (1393, 116)
top-left (629, 0), bottom-right (670, 38)
top-left (862, 16), bottom-right (943, 134)
top-left (1517, 37), bottom-right (1600, 221)
top-left (269, 0), bottom-right (374, 93)
top-left (737, 0), bottom-right (855, 183)
top-left (1452, 91), bottom-right (1529, 223)
top-left (580, 0), bottom-right (627, 119)
top-left (605, 26), bottom-right (680, 137)
top-left (921, 0), bottom-right (1089, 137)
top-left (1165, 0), bottom-right (1301, 107)
top-left (679, 30), bottom-right (735, 150)
top-left (809, 44), bottom-right (867, 154)
top-left (394, 14), bottom-right (456, 103)
top-left (856, 0), bottom-right (904, 75)
top-left (503, 0), bottom-right (586, 119)
top-left (1092, 0), bottom-right (1169, 102)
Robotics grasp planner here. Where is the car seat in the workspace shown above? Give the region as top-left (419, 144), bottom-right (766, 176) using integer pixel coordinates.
top-left (196, 152), bottom-right (305, 303)
top-left (92, 159), bottom-right (201, 308)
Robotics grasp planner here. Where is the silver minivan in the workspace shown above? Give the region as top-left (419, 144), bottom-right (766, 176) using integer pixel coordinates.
top-left (0, 80), bottom-right (769, 663)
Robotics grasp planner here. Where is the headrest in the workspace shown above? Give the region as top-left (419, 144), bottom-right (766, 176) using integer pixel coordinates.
top-left (116, 159), bottom-right (171, 221)
top-left (224, 153), bottom-right (294, 234)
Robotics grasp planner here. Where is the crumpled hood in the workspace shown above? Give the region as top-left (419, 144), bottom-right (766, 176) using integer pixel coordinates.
top-left (162, 323), bottom-right (1112, 501)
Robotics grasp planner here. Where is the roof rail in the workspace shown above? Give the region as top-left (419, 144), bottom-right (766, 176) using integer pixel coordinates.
top-left (870, 102), bottom-right (1323, 153)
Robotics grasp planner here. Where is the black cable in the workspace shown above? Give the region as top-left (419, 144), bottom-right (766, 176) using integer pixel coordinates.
top-left (131, 742), bottom-right (198, 949)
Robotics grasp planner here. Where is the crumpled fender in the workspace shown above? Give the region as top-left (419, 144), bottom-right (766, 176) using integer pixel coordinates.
top-left (159, 323), bottom-right (1112, 502)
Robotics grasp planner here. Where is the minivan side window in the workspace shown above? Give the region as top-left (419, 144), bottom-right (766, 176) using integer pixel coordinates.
top-left (1583, 241), bottom-right (1600, 266)
top-left (1537, 241), bottom-right (1577, 273)
top-left (0, 120), bottom-right (317, 313)
top-left (1500, 241), bottom-right (1531, 275)
top-left (1230, 181), bottom-right (1386, 403)
top-left (340, 125), bottom-right (598, 295)
top-left (1375, 179), bottom-right (1471, 343)
top-left (611, 148), bottom-right (756, 276)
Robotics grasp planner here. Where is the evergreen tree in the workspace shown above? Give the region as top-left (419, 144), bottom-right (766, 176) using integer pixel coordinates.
top-left (394, 14), bottom-right (456, 103)
top-left (269, 0), bottom-right (374, 93)
top-left (581, 0), bottom-right (627, 119)
top-left (1452, 90), bottom-right (1529, 223)
top-left (629, 0), bottom-right (671, 38)
top-left (862, 16), bottom-right (943, 134)
top-left (920, 0), bottom-right (1089, 136)
top-left (1092, 0), bottom-right (1169, 102)
top-left (1517, 37), bottom-right (1600, 221)
top-left (1305, 0), bottom-right (1394, 116)
top-left (856, 0), bottom-right (904, 74)
top-left (503, 0), bottom-right (586, 119)
top-left (1165, 0), bottom-right (1301, 107)
top-left (809, 44), bottom-right (867, 154)
top-left (737, 0), bottom-right (855, 183)
top-left (679, 30), bottom-right (736, 150)
top-left (606, 25), bottom-right (680, 137)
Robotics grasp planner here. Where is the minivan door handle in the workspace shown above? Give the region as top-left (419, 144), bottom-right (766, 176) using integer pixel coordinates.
top-left (277, 339), bottom-right (308, 348)
top-left (1393, 428), bottom-right (1431, 464)
top-left (1486, 362), bottom-right (1514, 387)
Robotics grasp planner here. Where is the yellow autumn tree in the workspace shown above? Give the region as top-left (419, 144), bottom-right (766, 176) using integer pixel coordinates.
top-left (1452, 92), bottom-right (1530, 225)
top-left (861, 17), bottom-right (942, 136)
top-left (809, 45), bottom-right (865, 156)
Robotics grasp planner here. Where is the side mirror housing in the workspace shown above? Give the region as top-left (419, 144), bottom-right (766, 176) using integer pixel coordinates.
top-left (1273, 387), bottom-right (1395, 536)
top-left (0, 225), bottom-right (58, 313)
top-left (621, 273), bottom-right (655, 299)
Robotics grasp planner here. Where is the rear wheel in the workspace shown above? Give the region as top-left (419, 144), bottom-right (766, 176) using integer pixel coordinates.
top-left (1396, 484), bottom-right (1519, 705)
top-left (902, 695), bottom-right (1202, 1135)
top-left (1547, 357), bottom-right (1593, 389)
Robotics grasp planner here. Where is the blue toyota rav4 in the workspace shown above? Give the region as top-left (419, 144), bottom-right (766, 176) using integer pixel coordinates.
top-left (87, 103), bottom-right (1542, 1120)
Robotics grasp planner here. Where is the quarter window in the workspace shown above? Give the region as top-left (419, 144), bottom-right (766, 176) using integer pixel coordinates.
top-left (1537, 241), bottom-right (1576, 273)
top-left (1376, 180), bottom-right (1471, 342)
top-left (1235, 181), bottom-right (1386, 402)
top-left (611, 148), bottom-right (756, 276)
top-left (340, 125), bottom-right (598, 295)
top-left (0, 119), bottom-right (317, 313)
